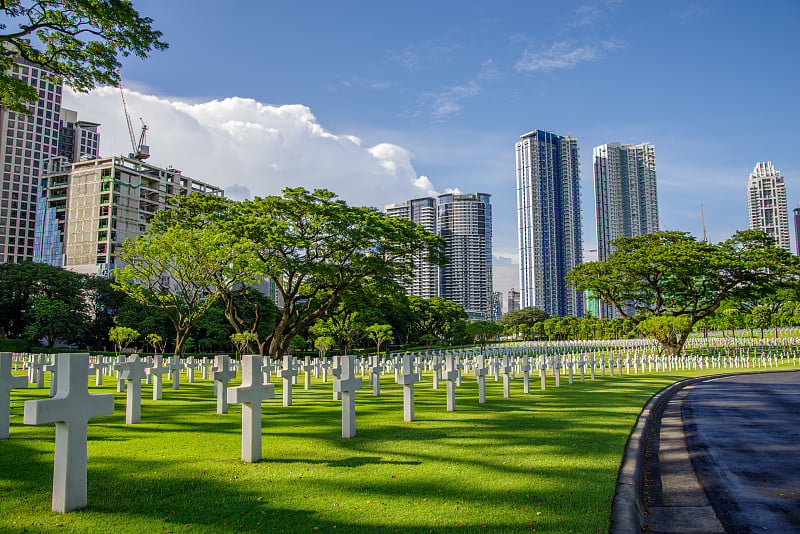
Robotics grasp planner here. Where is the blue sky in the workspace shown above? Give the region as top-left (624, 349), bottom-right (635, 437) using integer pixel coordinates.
top-left (63, 0), bottom-right (800, 298)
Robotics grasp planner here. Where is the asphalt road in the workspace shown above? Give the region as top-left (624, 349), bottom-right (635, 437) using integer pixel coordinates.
top-left (682, 371), bottom-right (800, 533)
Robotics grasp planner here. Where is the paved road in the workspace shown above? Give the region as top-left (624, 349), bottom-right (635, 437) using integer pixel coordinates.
top-left (682, 371), bottom-right (800, 533)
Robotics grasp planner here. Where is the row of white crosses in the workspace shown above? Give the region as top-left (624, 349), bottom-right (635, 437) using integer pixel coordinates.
top-left (5, 334), bottom-right (799, 514)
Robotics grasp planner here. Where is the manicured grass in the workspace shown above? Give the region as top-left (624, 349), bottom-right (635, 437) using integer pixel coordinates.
top-left (1, 361), bottom-right (796, 533)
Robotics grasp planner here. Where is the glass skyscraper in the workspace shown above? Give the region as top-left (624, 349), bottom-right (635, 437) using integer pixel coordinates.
top-left (516, 130), bottom-right (583, 317)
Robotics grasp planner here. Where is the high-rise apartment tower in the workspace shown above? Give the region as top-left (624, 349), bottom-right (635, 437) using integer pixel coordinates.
top-left (507, 288), bottom-right (520, 313)
top-left (0, 57), bottom-right (64, 263)
top-left (384, 197), bottom-right (439, 299)
top-left (593, 142), bottom-right (658, 261)
top-left (516, 130), bottom-right (583, 317)
top-left (747, 162), bottom-right (790, 252)
top-left (593, 142), bottom-right (658, 318)
top-left (437, 192), bottom-right (493, 321)
top-left (492, 291), bottom-right (503, 322)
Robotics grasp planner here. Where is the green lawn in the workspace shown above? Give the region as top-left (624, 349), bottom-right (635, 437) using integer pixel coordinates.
top-left (1, 361), bottom-right (795, 533)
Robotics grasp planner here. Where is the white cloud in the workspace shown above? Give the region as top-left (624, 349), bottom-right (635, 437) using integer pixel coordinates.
top-left (571, 0), bottom-right (623, 27)
top-left (63, 87), bottom-right (439, 209)
top-left (389, 42), bottom-right (460, 70)
top-left (404, 77), bottom-right (487, 122)
top-left (515, 40), bottom-right (624, 72)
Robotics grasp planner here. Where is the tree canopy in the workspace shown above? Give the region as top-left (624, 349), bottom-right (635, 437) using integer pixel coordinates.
top-left (408, 295), bottom-right (467, 341)
top-left (0, 0), bottom-right (167, 113)
top-left (146, 189), bottom-right (447, 359)
top-left (0, 261), bottom-right (86, 338)
top-left (498, 306), bottom-right (549, 327)
top-left (113, 225), bottom-right (251, 354)
top-left (567, 230), bottom-right (799, 355)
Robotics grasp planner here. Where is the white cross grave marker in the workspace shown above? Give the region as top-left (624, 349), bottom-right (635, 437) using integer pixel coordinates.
top-left (22, 353), bottom-right (114, 513)
top-left (168, 355), bottom-right (184, 390)
top-left (443, 353), bottom-right (458, 412)
top-left (500, 354), bottom-right (512, 399)
top-left (475, 354), bottom-right (488, 403)
top-left (396, 353), bottom-right (420, 422)
top-left (146, 355), bottom-right (168, 401)
top-left (120, 355), bottom-right (147, 424)
top-left (369, 354), bottom-right (383, 396)
top-left (1, 352), bottom-right (28, 439)
top-left (228, 355), bottom-right (274, 462)
top-left (301, 355), bottom-right (313, 390)
top-left (277, 356), bottom-right (297, 407)
top-left (210, 355), bottom-right (236, 415)
top-left (332, 355), bottom-right (362, 438)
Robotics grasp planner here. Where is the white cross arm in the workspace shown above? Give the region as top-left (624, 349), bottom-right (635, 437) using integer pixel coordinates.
top-left (229, 383), bottom-right (275, 404)
top-left (396, 373), bottom-right (420, 386)
top-left (23, 393), bottom-right (114, 426)
top-left (333, 377), bottom-right (362, 393)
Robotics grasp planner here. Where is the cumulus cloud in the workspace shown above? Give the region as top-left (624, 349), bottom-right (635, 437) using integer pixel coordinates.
top-left (63, 87), bottom-right (438, 209)
top-left (515, 40), bottom-right (624, 72)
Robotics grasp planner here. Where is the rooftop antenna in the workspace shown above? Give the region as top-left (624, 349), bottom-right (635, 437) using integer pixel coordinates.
top-left (116, 68), bottom-right (150, 160)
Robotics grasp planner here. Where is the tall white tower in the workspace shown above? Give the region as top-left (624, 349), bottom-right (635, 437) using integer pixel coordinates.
top-left (747, 162), bottom-right (790, 252)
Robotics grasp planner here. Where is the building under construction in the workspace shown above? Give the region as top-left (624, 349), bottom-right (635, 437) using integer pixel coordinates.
top-left (33, 155), bottom-right (224, 277)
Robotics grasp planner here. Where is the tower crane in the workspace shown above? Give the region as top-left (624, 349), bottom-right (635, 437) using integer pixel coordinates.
top-left (116, 68), bottom-right (149, 160)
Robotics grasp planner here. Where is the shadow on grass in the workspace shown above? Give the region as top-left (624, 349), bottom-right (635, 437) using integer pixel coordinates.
top-left (4, 367), bottom-right (787, 532)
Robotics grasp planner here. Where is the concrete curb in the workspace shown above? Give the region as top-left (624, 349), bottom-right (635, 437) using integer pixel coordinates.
top-left (608, 374), bottom-right (731, 534)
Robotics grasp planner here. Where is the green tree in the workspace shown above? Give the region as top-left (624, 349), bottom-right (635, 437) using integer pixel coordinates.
top-left (637, 316), bottom-right (690, 354)
top-left (311, 308), bottom-right (364, 356)
top-left (408, 296), bottom-right (467, 341)
top-left (751, 306), bottom-right (771, 339)
top-left (230, 332), bottom-right (258, 357)
top-left (365, 323), bottom-right (393, 355)
top-left (113, 225), bottom-right (252, 355)
top-left (0, 262), bottom-right (86, 338)
top-left (0, 0), bottom-right (167, 113)
top-left (108, 325), bottom-right (139, 356)
top-left (114, 296), bottom-right (174, 352)
top-left (567, 230), bottom-right (799, 355)
top-left (152, 189), bottom-right (446, 360)
top-left (447, 319), bottom-right (472, 346)
top-left (465, 321), bottom-right (503, 351)
top-left (24, 298), bottom-right (83, 347)
top-left (149, 194), bottom-right (273, 354)
top-left (777, 301), bottom-right (797, 328)
top-left (145, 333), bottom-right (165, 354)
top-left (498, 306), bottom-right (549, 327)
top-left (82, 275), bottom-right (129, 350)
top-left (314, 335), bottom-right (335, 359)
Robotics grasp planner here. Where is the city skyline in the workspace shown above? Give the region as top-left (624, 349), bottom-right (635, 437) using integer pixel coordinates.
top-left (50, 1), bottom-right (799, 296)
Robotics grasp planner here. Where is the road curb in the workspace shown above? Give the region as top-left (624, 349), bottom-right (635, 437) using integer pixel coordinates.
top-left (608, 373), bottom-right (733, 534)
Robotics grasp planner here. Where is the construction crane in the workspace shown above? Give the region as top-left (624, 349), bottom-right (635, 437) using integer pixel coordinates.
top-left (701, 204), bottom-right (707, 241)
top-left (116, 68), bottom-right (150, 160)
